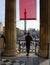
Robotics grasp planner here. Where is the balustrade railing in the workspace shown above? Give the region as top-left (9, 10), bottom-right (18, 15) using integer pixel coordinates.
top-left (17, 40), bottom-right (39, 53)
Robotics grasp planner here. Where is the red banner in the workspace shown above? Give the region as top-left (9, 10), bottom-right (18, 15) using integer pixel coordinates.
top-left (20, 0), bottom-right (36, 20)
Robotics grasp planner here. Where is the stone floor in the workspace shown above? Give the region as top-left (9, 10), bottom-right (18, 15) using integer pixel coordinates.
top-left (0, 53), bottom-right (49, 65)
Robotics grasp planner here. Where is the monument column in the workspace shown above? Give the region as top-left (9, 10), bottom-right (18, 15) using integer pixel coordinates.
top-left (37, 0), bottom-right (48, 58)
top-left (2, 0), bottom-right (19, 56)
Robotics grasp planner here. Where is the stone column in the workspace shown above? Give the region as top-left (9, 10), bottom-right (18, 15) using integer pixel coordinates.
top-left (37, 0), bottom-right (48, 58)
top-left (2, 0), bottom-right (19, 56)
top-left (48, 0), bottom-right (50, 58)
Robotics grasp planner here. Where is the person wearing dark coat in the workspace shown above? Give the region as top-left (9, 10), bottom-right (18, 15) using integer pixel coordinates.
top-left (25, 33), bottom-right (33, 56)
top-left (1, 34), bottom-right (5, 43)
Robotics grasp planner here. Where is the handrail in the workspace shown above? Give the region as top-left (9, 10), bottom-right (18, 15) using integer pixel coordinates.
top-left (17, 40), bottom-right (39, 53)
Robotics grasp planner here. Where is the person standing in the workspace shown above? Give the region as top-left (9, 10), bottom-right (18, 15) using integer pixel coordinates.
top-left (1, 34), bottom-right (5, 43)
top-left (25, 32), bottom-right (33, 56)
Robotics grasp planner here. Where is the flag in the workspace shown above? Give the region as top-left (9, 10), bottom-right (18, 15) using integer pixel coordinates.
top-left (20, 0), bottom-right (36, 20)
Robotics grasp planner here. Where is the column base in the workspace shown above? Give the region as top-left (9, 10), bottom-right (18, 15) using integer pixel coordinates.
top-left (1, 48), bottom-right (19, 57)
top-left (36, 49), bottom-right (48, 58)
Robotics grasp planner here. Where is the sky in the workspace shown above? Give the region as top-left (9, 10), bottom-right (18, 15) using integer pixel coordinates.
top-left (0, 0), bottom-right (40, 30)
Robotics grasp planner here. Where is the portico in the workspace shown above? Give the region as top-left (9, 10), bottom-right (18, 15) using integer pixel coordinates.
top-left (1, 0), bottom-right (50, 58)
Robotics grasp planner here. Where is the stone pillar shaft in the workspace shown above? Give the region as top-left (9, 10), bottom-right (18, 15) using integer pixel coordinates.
top-left (5, 0), bottom-right (16, 49)
top-left (37, 0), bottom-right (48, 58)
top-left (48, 0), bottom-right (50, 58)
top-left (2, 0), bottom-right (18, 56)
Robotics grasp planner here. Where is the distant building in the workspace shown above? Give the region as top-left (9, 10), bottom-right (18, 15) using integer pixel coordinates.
top-left (28, 28), bottom-right (39, 39)
top-left (16, 28), bottom-right (21, 36)
top-left (0, 22), bottom-right (3, 35)
top-left (20, 30), bottom-right (24, 35)
top-left (3, 26), bottom-right (5, 35)
top-left (3, 27), bottom-right (21, 36)
top-left (28, 28), bottom-right (36, 35)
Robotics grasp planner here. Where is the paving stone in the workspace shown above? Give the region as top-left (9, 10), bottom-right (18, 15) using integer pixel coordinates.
top-left (4, 60), bottom-right (9, 63)
top-left (11, 60), bottom-right (16, 63)
top-left (1, 64), bottom-right (6, 65)
top-left (0, 53), bottom-right (49, 65)
top-left (14, 62), bottom-right (19, 65)
top-left (8, 63), bottom-right (13, 65)
top-left (5, 62), bottom-right (12, 64)
top-left (2, 59), bottom-right (7, 62)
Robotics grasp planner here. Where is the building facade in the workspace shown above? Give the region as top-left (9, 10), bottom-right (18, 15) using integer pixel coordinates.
top-left (0, 23), bottom-right (3, 35)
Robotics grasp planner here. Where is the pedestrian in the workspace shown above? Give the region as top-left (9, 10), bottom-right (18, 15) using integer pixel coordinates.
top-left (25, 32), bottom-right (33, 56)
top-left (1, 34), bottom-right (5, 43)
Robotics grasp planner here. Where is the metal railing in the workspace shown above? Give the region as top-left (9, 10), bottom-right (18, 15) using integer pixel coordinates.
top-left (17, 40), bottom-right (39, 53)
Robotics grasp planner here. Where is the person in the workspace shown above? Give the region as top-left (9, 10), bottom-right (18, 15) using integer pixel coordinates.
top-left (1, 34), bottom-right (5, 43)
top-left (25, 32), bottom-right (33, 56)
